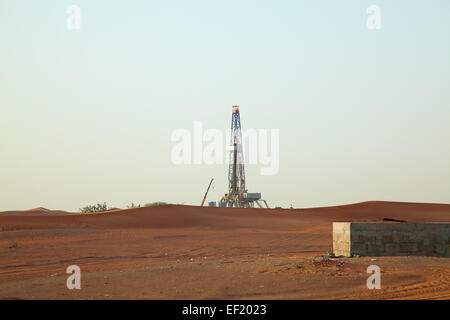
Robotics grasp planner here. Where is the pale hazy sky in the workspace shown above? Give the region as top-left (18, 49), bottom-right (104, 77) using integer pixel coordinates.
top-left (1, 0), bottom-right (449, 211)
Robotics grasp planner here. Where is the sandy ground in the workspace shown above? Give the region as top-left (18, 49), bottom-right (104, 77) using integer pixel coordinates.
top-left (0, 201), bottom-right (449, 300)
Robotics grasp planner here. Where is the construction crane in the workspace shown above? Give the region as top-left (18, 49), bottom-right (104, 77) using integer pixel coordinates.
top-left (220, 106), bottom-right (269, 208)
top-left (200, 178), bottom-right (214, 207)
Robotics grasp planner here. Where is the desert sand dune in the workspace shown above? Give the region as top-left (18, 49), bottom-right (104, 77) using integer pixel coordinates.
top-left (293, 200), bottom-right (450, 222)
top-left (0, 201), bottom-right (448, 231)
top-left (0, 201), bottom-right (449, 299)
top-left (0, 207), bottom-right (71, 216)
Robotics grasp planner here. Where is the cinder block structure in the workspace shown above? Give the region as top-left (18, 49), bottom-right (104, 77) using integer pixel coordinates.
top-left (333, 222), bottom-right (450, 257)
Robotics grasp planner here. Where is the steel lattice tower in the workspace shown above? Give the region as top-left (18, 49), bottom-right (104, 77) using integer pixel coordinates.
top-left (226, 106), bottom-right (246, 207)
top-left (219, 105), bottom-right (269, 209)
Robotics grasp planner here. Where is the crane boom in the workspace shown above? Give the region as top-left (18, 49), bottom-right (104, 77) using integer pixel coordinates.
top-left (200, 178), bottom-right (214, 207)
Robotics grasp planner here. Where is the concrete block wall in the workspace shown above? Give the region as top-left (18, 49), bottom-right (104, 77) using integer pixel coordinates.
top-left (333, 223), bottom-right (352, 257)
top-left (333, 222), bottom-right (450, 257)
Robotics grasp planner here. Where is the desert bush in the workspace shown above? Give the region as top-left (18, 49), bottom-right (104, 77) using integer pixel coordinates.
top-left (144, 202), bottom-right (169, 207)
top-left (79, 202), bottom-right (109, 213)
top-left (127, 202), bottom-right (141, 209)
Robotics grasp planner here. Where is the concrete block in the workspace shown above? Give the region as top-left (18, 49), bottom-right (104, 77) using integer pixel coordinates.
top-left (332, 222), bottom-right (450, 257)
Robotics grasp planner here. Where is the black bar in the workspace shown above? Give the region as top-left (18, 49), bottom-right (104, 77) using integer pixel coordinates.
top-left (1, 300), bottom-right (448, 319)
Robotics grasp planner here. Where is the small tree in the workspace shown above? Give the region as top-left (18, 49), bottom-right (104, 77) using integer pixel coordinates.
top-left (79, 202), bottom-right (109, 213)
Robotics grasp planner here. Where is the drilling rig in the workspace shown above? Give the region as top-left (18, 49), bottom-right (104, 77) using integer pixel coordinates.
top-left (220, 106), bottom-right (269, 208)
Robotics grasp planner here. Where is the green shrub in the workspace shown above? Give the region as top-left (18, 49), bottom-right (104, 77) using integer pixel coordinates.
top-left (79, 202), bottom-right (110, 213)
top-left (144, 202), bottom-right (169, 207)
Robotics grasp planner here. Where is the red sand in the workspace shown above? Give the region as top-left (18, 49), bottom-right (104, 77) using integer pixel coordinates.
top-left (0, 207), bottom-right (71, 216)
top-left (0, 201), bottom-right (449, 299)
